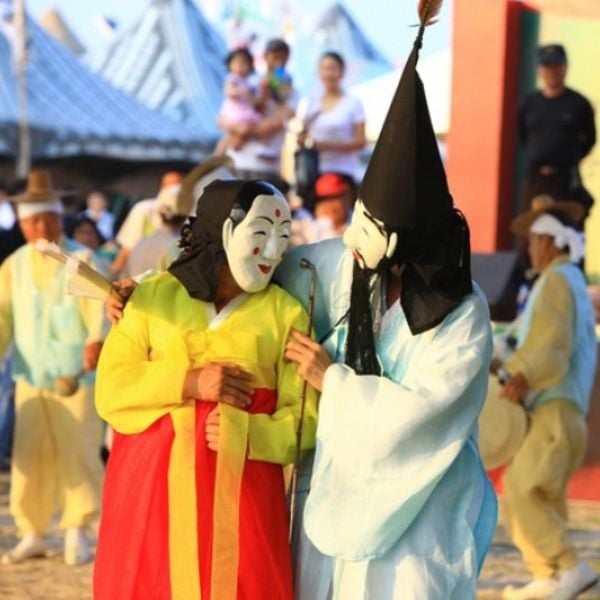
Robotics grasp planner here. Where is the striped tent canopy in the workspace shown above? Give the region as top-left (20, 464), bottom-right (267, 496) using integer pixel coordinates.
top-left (0, 13), bottom-right (207, 161)
top-left (88, 0), bottom-right (227, 146)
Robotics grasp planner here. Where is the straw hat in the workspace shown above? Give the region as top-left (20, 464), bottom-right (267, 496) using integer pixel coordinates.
top-left (510, 194), bottom-right (585, 237)
top-left (478, 376), bottom-right (528, 470)
top-left (177, 156), bottom-right (235, 216)
top-left (12, 169), bottom-right (63, 203)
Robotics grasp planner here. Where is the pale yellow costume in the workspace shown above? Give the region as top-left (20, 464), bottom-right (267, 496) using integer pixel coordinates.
top-left (502, 256), bottom-right (596, 579)
top-left (0, 240), bottom-right (105, 536)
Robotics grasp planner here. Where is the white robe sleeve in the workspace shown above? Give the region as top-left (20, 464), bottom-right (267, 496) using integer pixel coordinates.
top-left (303, 291), bottom-right (492, 561)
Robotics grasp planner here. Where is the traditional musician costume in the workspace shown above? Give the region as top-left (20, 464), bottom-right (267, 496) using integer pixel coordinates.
top-left (501, 203), bottom-right (597, 599)
top-left (0, 171), bottom-right (105, 566)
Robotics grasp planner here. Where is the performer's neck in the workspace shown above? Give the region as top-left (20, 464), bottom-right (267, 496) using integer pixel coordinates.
top-left (214, 265), bottom-right (244, 313)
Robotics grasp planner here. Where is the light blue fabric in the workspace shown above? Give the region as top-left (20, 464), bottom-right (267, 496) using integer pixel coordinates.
top-left (276, 239), bottom-right (498, 599)
top-left (11, 240), bottom-right (92, 391)
top-left (517, 260), bottom-right (596, 415)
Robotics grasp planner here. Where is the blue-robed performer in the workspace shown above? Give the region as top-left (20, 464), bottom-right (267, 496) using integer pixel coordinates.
top-left (280, 1), bottom-right (498, 597)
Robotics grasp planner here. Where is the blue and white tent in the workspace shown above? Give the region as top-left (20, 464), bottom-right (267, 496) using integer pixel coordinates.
top-left (0, 11), bottom-right (206, 162)
top-left (88, 0), bottom-right (227, 146)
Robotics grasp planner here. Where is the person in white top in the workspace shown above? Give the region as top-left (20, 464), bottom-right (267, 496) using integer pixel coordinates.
top-left (297, 51), bottom-right (367, 184)
top-left (111, 171), bottom-right (183, 276)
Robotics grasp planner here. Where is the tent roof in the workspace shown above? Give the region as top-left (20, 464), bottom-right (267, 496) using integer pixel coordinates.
top-left (351, 49), bottom-right (451, 140)
top-left (87, 0), bottom-right (226, 144)
top-left (0, 13), bottom-right (206, 161)
top-left (39, 8), bottom-right (85, 57)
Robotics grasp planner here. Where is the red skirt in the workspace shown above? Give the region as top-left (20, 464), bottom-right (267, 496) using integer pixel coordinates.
top-left (94, 390), bottom-right (293, 600)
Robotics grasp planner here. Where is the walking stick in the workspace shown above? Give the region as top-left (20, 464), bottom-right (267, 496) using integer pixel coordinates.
top-left (288, 258), bottom-right (317, 544)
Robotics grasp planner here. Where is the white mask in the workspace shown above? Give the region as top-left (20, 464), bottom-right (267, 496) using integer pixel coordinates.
top-left (223, 192), bottom-right (291, 292)
top-left (342, 200), bottom-right (397, 270)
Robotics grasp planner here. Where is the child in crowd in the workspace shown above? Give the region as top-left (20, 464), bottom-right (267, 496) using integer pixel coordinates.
top-left (260, 38), bottom-right (293, 105)
top-left (216, 48), bottom-right (262, 153)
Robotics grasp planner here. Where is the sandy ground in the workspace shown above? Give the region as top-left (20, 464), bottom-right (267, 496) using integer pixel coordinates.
top-left (0, 471), bottom-right (599, 599)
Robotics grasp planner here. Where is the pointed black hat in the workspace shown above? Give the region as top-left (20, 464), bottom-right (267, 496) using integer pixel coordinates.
top-left (351, 1), bottom-right (473, 337)
top-left (358, 17), bottom-right (452, 232)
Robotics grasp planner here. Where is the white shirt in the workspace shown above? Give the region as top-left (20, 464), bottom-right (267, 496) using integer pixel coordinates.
top-left (115, 199), bottom-right (162, 250)
top-left (302, 93), bottom-right (365, 180)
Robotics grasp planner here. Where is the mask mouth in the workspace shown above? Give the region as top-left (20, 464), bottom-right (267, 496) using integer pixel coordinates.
top-left (258, 264), bottom-right (273, 274)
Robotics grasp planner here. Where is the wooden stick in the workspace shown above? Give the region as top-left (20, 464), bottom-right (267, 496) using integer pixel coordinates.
top-left (288, 258), bottom-right (317, 544)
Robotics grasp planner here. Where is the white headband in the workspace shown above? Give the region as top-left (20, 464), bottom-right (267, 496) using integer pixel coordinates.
top-left (17, 200), bottom-right (63, 220)
top-left (530, 213), bottom-right (584, 263)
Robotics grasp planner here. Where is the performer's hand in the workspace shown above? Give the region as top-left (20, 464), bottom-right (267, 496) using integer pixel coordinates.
top-left (83, 341), bottom-right (103, 371)
top-left (106, 278), bottom-right (138, 324)
top-left (285, 329), bottom-right (331, 392)
top-left (501, 372), bottom-right (529, 404)
top-left (183, 363), bottom-right (253, 408)
top-left (205, 405), bottom-right (220, 452)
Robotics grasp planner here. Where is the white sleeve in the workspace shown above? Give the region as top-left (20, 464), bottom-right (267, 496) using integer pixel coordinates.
top-left (115, 202), bottom-right (150, 250)
top-left (349, 95), bottom-right (365, 124)
top-left (304, 292), bottom-right (492, 560)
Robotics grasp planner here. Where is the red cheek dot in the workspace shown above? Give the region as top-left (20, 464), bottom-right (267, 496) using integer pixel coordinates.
top-left (275, 208), bottom-right (281, 217)
top-left (253, 247), bottom-right (259, 255)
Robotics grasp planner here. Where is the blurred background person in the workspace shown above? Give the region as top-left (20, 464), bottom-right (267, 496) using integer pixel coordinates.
top-left (216, 47), bottom-right (262, 154)
top-left (0, 180), bottom-right (26, 264)
top-left (312, 172), bottom-right (355, 240)
top-left (124, 182), bottom-right (186, 276)
top-left (296, 51), bottom-right (366, 198)
top-left (111, 171), bottom-right (183, 275)
top-left (224, 38), bottom-right (298, 192)
top-left (0, 170), bottom-right (105, 567)
top-left (500, 197), bottom-right (597, 600)
top-left (0, 180), bottom-right (26, 473)
top-left (519, 44), bottom-right (596, 227)
top-left (67, 215), bottom-right (116, 275)
top-left (80, 191), bottom-right (114, 241)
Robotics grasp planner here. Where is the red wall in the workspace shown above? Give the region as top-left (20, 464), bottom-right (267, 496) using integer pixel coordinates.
top-left (446, 0), bottom-right (524, 251)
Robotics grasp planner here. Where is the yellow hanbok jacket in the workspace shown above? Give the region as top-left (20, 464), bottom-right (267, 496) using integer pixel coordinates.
top-left (94, 272), bottom-right (318, 600)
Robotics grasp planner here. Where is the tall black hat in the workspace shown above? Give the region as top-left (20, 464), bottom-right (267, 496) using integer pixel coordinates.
top-left (359, 0), bottom-right (451, 233)
top-left (350, 0), bottom-right (472, 349)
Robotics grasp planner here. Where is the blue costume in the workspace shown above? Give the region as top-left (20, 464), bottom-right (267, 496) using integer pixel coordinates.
top-left (277, 239), bottom-right (497, 599)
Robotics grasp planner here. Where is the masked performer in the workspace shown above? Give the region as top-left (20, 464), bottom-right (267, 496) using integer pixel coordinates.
top-left (94, 180), bottom-right (317, 600)
top-left (279, 3), bottom-right (498, 598)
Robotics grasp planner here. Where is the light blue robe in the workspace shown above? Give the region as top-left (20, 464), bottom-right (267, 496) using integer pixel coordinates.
top-left (276, 238), bottom-right (498, 600)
